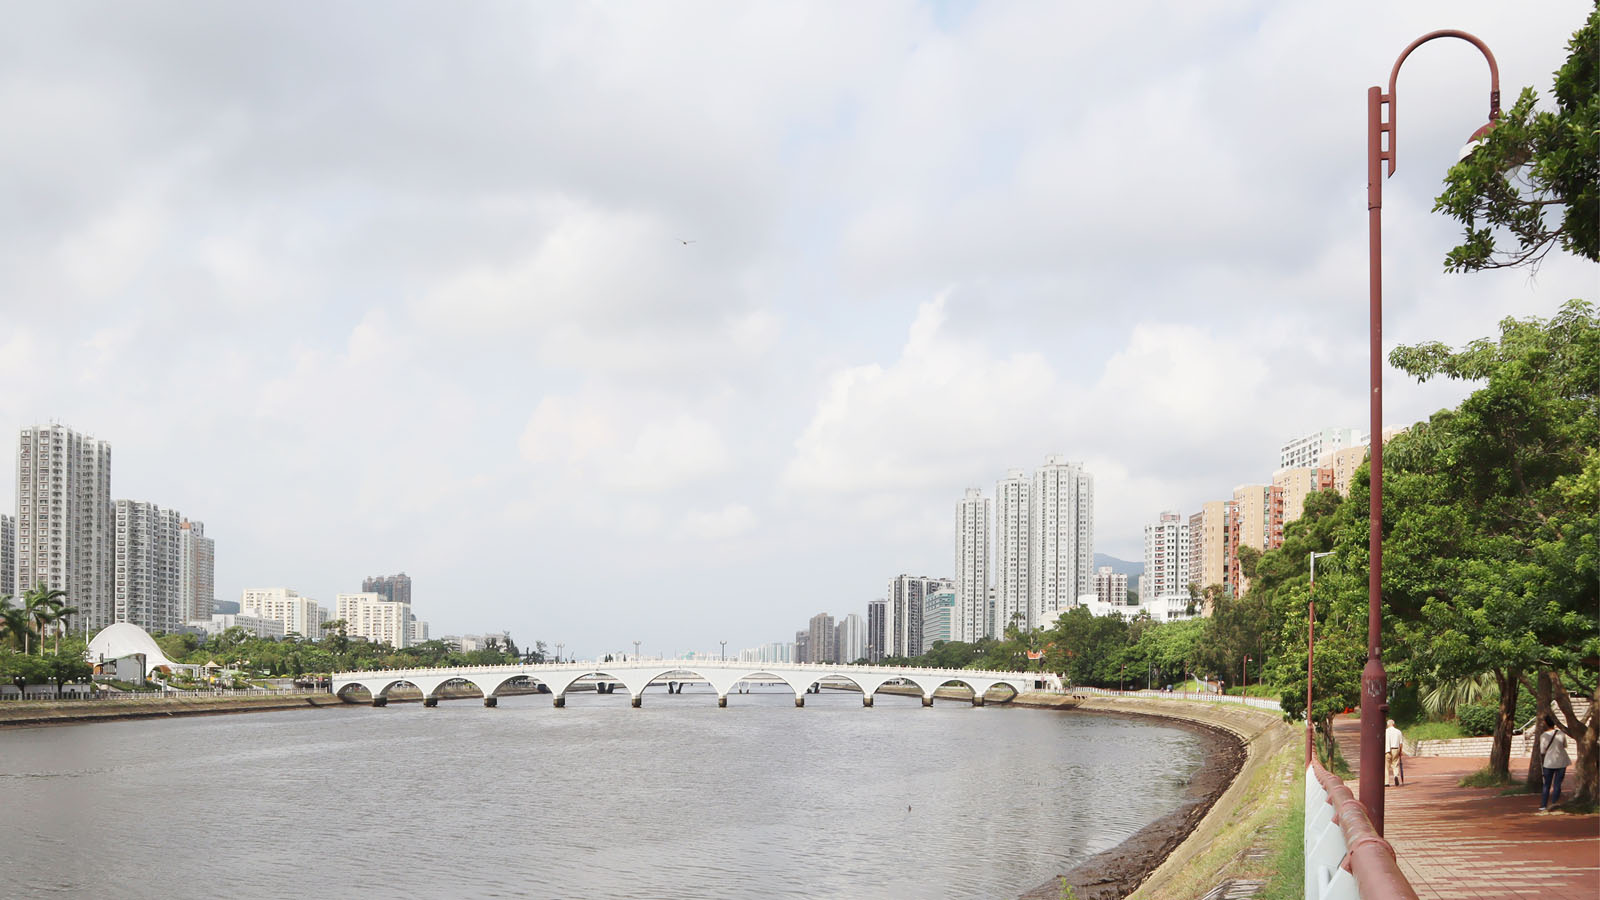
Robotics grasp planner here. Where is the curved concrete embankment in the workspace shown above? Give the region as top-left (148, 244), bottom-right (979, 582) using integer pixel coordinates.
top-left (1014, 695), bottom-right (1290, 900)
top-left (0, 693), bottom-right (349, 727)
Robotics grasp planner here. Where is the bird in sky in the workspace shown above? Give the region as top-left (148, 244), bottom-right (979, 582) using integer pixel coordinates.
top-left (680, 239), bottom-right (696, 245)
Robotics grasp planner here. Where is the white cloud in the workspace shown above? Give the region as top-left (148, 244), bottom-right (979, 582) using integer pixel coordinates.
top-left (679, 504), bottom-right (757, 541)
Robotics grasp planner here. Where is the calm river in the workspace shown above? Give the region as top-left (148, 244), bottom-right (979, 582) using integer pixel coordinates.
top-left (1, 687), bottom-right (1204, 899)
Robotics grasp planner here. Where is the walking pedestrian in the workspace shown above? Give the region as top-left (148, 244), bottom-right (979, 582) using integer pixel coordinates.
top-left (1537, 715), bottom-right (1571, 813)
top-left (1384, 718), bottom-right (1405, 786)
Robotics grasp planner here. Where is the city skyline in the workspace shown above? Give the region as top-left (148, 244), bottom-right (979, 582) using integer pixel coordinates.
top-left (0, 3), bottom-right (1591, 656)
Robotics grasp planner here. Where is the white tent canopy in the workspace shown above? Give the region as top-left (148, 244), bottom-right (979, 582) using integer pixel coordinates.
top-left (87, 623), bottom-right (186, 677)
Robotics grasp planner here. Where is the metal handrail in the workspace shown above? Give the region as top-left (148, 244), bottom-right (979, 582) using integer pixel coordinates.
top-left (1305, 759), bottom-right (1419, 899)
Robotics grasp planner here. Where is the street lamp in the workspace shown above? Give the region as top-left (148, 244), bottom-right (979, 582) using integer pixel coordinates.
top-left (1307, 551), bottom-right (1335, 765)
top-left (1242, 655), bottom-right (1252, 697)
top-left (1365, 29), bottom-right (1499, 836)
top-left (720, 640), bottom-right (727, 661)
top-left (555, 642), bottom-right (564, 664)
top-left (1120, 663), bottom-right (1126, 694)
top-left (633, 640), bottom-right (641, 660)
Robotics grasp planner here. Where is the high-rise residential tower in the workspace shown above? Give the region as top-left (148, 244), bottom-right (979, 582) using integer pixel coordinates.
top-left (362, 572), bottom-right (412, 606)
top-left (178, 519), bottom-right (215, 623)
top-left (113, 500), bottom-right (184, 634)
top-left (15, 424), bottom-right (114, 630)
top-left (807, 612), bottom-right (836, 664)
top-left (1273, 467), bottom-right (1335, 525)
top-left (1231, 484), bottom-right (1286, 595)
top-left (954, 488), bottom-right (991, 642)
top-left (921, 585), bottom-right (957, 647)
top-left (0, 514), bottom-right (13, 601)
top-left (995, 469), bottom-right (1031, 633)
top-left (834, 613), bottom-right (866, 664)
top-left (866, 599), bottom-right (887, 662)
top-left (1144, 511), bottom-right (1192, 620)
top-left (887, 575), bottom-right (947, 658)
top-left (1189, 500), bottom-right (1236, 607)
top-left (1030, 457), bottom-right (1093, 626)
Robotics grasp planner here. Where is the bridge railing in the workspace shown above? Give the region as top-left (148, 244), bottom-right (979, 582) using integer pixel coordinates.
top-left (1305, 761), bottom-right (1418, 899)
top-left (329, 659), bottom-right (1041, 681)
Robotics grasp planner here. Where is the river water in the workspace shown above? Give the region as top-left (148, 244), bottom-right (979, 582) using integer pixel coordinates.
top-left (1, 687), bottom-right (1204, 899)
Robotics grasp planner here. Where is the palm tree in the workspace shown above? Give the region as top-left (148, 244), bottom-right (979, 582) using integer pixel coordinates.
top-left (0, 595), bottom-right (30, 651)
top-left (48, 602), bottom-right (79, 655)
top-left (22, 583), bottom-right (67, 656)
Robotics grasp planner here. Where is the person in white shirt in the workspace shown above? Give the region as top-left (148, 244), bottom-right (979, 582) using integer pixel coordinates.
top-left (1384, 719), bottom-right (1405, 786)
top-left (1538, 714), bottom-right (1571, 813)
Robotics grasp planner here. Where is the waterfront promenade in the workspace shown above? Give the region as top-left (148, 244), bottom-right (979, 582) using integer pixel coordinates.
top-left (1332, 716), bottom-right (1598, 899)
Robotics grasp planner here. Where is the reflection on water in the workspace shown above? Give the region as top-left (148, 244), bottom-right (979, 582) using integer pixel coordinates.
top-left (0, 687), bottom-right (1203, 900)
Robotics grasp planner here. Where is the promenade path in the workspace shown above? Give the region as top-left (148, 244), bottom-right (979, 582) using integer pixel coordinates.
top-left (1331, 715), bottom-right (1598, 899)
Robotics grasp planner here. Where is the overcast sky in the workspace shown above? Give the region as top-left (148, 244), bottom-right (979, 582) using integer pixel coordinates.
top-left (1, 1), bottom-right (1593, 657)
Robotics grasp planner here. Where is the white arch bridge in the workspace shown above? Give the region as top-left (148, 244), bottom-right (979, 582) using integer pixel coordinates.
top-left (331, 659), bottom-right (1055, 709)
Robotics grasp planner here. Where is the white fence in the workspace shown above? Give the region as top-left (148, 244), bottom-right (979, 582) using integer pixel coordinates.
top-left (1070, 685), bottom-right (1282, 711)
top-left (1305, 764), bottom-right (1359, 899)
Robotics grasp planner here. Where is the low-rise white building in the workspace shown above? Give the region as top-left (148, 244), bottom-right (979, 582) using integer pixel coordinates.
top-left (241, 588), bottom-right (328, 641)
top-left (189, 613), bottom-right (286, 639)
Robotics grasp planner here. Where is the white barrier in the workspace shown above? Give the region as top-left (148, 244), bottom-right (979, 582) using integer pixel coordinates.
top-left (1305, 764), bottom-right (1359, 899)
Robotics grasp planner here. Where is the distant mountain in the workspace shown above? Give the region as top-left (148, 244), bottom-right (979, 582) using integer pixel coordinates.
top-left (1093, 553), bottom-right (1143, 578)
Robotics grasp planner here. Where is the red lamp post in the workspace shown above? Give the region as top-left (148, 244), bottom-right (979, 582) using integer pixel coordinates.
top-left (1364, 29), bottom-right (1499, 836)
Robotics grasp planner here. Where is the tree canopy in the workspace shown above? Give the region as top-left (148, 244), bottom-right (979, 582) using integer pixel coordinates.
top-left (1435, 5), bottom-right (1598, 271)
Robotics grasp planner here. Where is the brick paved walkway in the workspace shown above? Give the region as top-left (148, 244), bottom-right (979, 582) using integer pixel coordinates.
top-left (1331, 716), bottom-right (1599, 899)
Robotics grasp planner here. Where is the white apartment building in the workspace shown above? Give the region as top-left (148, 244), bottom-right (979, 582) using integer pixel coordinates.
top-left (16, 424), bottom-right (114, 629)
top-left (1142, 510), bottom-right (1191, 617)
top-left (954, 488), bottom-right (991, 642)
top-left (410, 617), bottom-right (429, 645)
top-left (1031, 457), bottom-right (1094, 627)
top-left (1280, 427), bottom-right (1362, 471)
top-left (114, 500), bottom-right (185, 634)
top-left (241, 588), bottom-right (328, 641)
top-left (995, 469), bottom-right (1031, 633)
top-left (178, 519), bottom-right (215, 623)
top-left (835, 612), bottom-right (866, 664)
top-left (447, 632), bottom-right (511, 652)
top-left (1094, 566), bottom-right (1130, 607)
top-left (192, 613), bottom-right (286, 639)
top-left (0, 514), bottom-right (13, 601)
top-left (335, 592), bottom-right (411, 648)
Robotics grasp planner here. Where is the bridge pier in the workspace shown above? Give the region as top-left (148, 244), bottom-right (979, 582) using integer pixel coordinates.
top-left (972, 696), bottom-right (985, 707)
top-left (631, 696), bottom-right (642, 708)
top-left (423, 697), bottom-right (438, 707)
top-left (794, 696), bottom-right (804, 708)
top-left (863, 695), bottom-right (873, 707)
top-left (553, 695), bottom-right (565, 708)
top-left (484, 697), bottom-right (497, 708)
top-left (922, 696), bottom-right (934, 707)
top-left (372, 697), bottom-right (388, 708)
top-left (718, 696), bottom-right (727, 708)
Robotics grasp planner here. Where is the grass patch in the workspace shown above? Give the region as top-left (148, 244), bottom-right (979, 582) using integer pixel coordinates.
top-left (1459, 766), bottom-right (1519, 788)
top-left (1258, 778), bottom-right (1305, 900)
top-left (1399, 720), bottom-right (1466, 742)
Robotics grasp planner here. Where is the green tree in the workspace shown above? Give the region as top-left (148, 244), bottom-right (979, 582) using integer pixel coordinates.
top-left (1387, 301), bottom-right (1599, 796)
top-left (0, 596), bottom-right (31, 651)
top-left (1435, 5), bottom-right (1598, 272)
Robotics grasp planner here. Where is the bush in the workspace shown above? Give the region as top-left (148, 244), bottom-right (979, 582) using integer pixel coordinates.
top-left (1457, 703), bottom-right (1498, 736)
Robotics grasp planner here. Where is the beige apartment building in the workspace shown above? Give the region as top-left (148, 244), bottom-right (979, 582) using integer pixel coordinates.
top-left (1188, 500), bottom-right (1235, 608)
top-left (1273, 466), bottom-right (1336, 525)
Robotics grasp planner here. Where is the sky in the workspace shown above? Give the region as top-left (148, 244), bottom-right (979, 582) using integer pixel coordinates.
top-left (0, 1), bottom-right (1593, 658)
